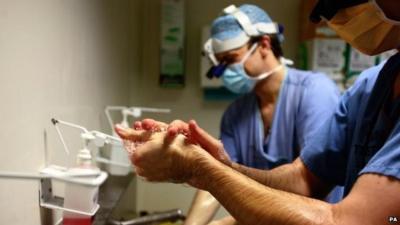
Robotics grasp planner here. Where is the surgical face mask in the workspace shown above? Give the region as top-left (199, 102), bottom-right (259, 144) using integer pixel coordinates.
top-left (326, 1), bottom-right (400, 55)
top-left (222, 43), bottom-right (284, 94)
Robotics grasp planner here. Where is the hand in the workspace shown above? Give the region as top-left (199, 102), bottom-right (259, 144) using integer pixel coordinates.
top-left (187, 120), bottom-right (232, 166)
top-left (133, 118), bottom-right (169, 132)
top-left (114, 119), bottom-right (163, 141)
top-left (114, 124), bottom-right (153, 142)
top-left (133, 118), bottom-right (189, 143)
top-left (116, 118), bottom-right (194, 155)
top-left (132, 131), bottom-right (213, 188)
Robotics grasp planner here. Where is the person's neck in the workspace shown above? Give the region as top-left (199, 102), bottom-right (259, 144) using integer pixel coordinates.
top-left (254, 63), bottom-right (285, 105)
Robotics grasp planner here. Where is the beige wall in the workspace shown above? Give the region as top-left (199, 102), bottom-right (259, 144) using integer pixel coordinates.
top-left (0, 0), bottom-right (138, 224)
top-left (130, 0), bottom-right (301, 219)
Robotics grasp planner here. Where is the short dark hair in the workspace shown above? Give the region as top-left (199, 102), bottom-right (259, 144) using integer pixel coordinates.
top-left (251, 35), bottom-right (284, 58)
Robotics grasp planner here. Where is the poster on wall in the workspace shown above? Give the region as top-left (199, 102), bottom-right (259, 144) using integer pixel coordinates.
top-left (310, 38), bottom-right (346, 90)
top-left (344, 46), bottom-right (380, 88)
top-left (159, 0), bottom-right (185, 88)
top-left (348, 47), bottom-right (378, 73)
top-left (311, 38), bottom-right (346, 76)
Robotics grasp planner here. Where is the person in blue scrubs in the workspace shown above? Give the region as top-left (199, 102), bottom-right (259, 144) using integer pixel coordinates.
top-left (184, 4), bottom-right (342, 225)
top-left (123, 4), bottom-right (340, 225)
top-left (116, 0), bottom-right (400, 224)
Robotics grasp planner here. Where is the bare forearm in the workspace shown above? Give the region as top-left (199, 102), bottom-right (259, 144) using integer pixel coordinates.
top-left (200, 160), bottom-right (335, 225)
top-left (231, 158), bottom-right (330, 198)
top-left (185, 190), bottom-right (220, 225)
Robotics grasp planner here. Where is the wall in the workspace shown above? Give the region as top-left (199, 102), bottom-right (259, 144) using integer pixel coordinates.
top-left (129, 0), bottom-right (301, 219)
top-left (0, 0), bottom-right (138, 224)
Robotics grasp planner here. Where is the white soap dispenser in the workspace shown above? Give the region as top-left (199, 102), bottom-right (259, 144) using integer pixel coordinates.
top-left (63, 133), bottom-right (99, 225)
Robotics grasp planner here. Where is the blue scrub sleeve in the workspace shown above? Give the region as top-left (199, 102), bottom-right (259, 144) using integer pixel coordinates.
top-left (300, 85), bottom-right (358, 186)
top-left (360, 121), bottom-right (400, 181)
top-left (296, 75), bottom-right (340, 149)
top-left (301, 63), bottom-right (387, 186)
top-left (220, 105), bottom-right (240, 163)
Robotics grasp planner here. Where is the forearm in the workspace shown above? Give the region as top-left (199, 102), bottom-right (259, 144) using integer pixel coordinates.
top-left (199, 160), bottom-right (336, 225)
top-left (185, 190), bottom-right (221, 225)
top-left (231, 158), bottom-right (330, 198)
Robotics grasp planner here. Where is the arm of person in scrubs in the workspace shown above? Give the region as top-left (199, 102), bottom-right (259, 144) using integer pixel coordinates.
top-left (132, 119), bottom-right (325, 201)
top-left (186, 121), bottom-right (328, 198)
top-left (118, 129), bottom-right (400, 225)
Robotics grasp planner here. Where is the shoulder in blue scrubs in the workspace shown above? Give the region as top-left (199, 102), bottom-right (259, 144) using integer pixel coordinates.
top-left (301, 53), bottom-right (400, 198)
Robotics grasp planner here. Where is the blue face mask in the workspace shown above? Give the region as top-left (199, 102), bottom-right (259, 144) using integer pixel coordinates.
top-left (222, 63), bottom-right (257, 94)
top-left (222, 43), bottom-right (285, 94)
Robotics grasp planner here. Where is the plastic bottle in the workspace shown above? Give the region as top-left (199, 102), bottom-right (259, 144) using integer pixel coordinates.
top-left (63, 143), bottom-right (100, 225)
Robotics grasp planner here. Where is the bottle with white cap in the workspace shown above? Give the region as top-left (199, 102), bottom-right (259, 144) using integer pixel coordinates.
top-left (63, 133), bottom-right (100, 225)
top-left (108, 108), bottom-right (131, 175)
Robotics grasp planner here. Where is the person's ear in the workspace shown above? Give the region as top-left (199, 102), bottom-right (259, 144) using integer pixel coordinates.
top-left (258, 35), bottom-right (272, 58)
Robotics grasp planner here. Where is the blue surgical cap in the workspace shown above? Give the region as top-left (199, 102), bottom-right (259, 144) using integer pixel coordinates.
top-left (210, 4), bottom-right (284, 44)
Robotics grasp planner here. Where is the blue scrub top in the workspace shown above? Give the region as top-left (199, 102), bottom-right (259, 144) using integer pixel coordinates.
top-left (301, 55), bottom-right (400, 198)
top-left (220, 67), bottom-right (343, 202)
top-left (220, 67), bottom-right (340, 169)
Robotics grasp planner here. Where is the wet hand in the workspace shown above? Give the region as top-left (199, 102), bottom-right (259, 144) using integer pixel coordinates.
top-left (132, 132), bottom-right (212, 186)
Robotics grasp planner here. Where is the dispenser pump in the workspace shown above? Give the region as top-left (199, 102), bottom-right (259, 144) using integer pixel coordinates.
top-left (77, 132), bottom-right (95, 167)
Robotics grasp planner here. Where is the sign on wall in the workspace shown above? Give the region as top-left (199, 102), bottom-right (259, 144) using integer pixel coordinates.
top-left (159, 0), bottom-right (185, 88)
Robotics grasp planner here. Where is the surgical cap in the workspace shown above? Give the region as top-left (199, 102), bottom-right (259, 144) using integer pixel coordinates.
top-left (210, 4), bottom-right (283, 53)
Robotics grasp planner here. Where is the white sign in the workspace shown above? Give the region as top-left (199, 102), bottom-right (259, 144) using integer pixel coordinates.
top-left (349, 48), bottom-right (377, 72)
top-left (311, 38), bottom-right (346, 73)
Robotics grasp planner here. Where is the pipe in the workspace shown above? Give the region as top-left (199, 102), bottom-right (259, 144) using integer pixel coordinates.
top-left (108, 209), bottom-right (185, 225)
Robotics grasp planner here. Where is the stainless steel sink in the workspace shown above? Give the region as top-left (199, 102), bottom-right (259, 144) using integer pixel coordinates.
top-left (108, 209), bottom-right (185, 225)
top-left (93, 173), bottom-right (135, 225)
